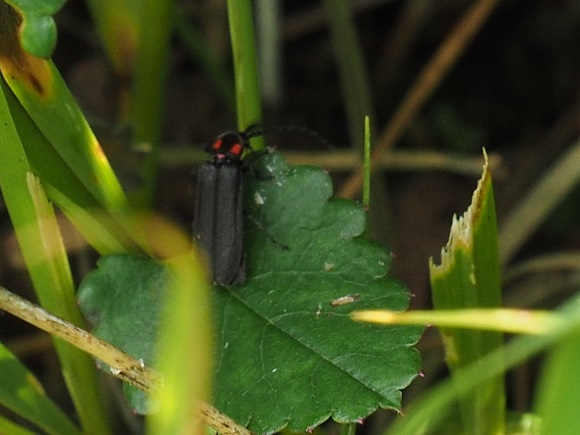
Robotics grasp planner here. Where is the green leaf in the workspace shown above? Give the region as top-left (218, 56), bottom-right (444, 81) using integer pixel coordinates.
top-left (216, 152), bottom-right (422, 433)
top-left (78, 152), bottom-right (422, 433)
top-left (18, 13), bottom-right (57, 58)
top-left (5, 0), bottom-right (65, 15)
top-left (0, 342), bottom-right (80, 435)
top-left (78, 254), bottom-right (172, 412)
top-left (4, 0), bottom-right (66, 58)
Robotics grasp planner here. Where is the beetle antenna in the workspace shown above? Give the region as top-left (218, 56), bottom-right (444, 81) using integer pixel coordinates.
top-left (244, 125), bottom-right (334, 149)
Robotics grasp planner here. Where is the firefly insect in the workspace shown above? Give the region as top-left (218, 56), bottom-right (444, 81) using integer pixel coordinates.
top-left (193, 125), bottom-right (328, 285)
top-left (193, 129), bottom-right (253, 285)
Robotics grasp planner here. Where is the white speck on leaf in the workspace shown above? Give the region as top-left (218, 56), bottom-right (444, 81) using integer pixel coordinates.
top-left (254, 192), bottom-right (264, 205)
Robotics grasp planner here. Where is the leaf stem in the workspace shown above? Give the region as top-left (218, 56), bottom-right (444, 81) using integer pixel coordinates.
top-left (226, 0), bottom-right (265, 150)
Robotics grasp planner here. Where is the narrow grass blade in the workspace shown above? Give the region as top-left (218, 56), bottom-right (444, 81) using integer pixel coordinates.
top-left (0, 78), bottom-right (111, 435)
top-left (0, 343), bottom-right (80, 435)
top-left (352, 308), bottom-right (565, 335)
top-left (322, 0), bottom-right (373, 147)
top-left (226, 0), bottom-right (265, 149)
top-left (0, 3), bottom-right (126, 210)
top-left (147, 252), bottom-right (213, 434)
top-left (535, 328), bottom-right (580, 434)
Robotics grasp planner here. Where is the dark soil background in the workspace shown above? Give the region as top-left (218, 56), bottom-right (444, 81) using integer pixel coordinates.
top-left (1, 0), bottom-right (580, 432)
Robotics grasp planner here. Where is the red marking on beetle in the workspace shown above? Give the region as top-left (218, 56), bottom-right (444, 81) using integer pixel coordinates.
top-left (330, 294), bottom-right (360, 306)
top-left (212, 139), bottom-right (223, 151)
top-left (230, 142), bottom-right (243, 156)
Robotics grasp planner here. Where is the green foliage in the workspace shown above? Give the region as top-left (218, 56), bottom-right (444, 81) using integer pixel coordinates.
top-left (226, 0), bottom-right (265, 150)
top-left (7, 1), bottom-right (579, 434)
top-left (535, 327), bottom-right (580, 435)
top-left (77, 152), bottom-right (422, 433)
top-left (220, 152), bottom-right (422, 432)
top-left (4, 0), bottom-right (65, 58)
top-left (0, 76), bottom-right (111, 434)
top-left (78, 254), bottom-right (171, 413)
top-left (0, 343), bottom-right (80, 435)
top-left (430, 155), bottom-right (504, 433)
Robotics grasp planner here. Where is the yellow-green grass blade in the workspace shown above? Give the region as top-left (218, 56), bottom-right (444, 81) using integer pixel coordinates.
top-left (0, 3), bottom-right (144, 254)
top-left (352, 308), bottom-right (565, 335)
top-left (0, 3), bottom-right (127, 211)
top-left (46, 186), bottom-right (136, 254)
top-left (386, 297), bottom-right (580, 435)
top-left (429, 150), bottom-right (505, 434)
top-left (147, 250), bottom-right (213, 434)
top-left (0, 415), bottom-right (38, 435)
top-left (0, 79), bottom-right (111, 435)
top-left (0, 343), bottom-right (80, 435)
top-left (2, 75), bottom-right (143, 254)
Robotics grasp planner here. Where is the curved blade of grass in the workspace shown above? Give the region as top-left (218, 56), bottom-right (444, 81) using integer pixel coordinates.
top-left (0, 4), bottom-right (145, 254)
top-left (429, 150), bottom-right (504, 434)
top-left (0, 78), bottom-right (111, 434)
top-left (146, 252), bottom-right (213, 435)
top-left (323, 0), bottom-right (373, 148)
top-left (0, 415), bottom-right (38, 435)
top-left (2, 76), bottom-right (144, 254)
top-left (387, 296), bottom-right (580, 435)
top-left (352, 308), bottom-right (565, 335)
top-left (535, 328), bottom-right (580, 435)
top-left (0, 343), bottom-right (80, 435)
top-left (0, 3), bottom-right (127, 211)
